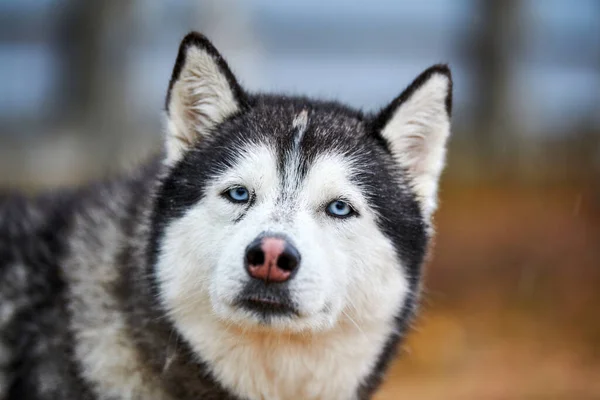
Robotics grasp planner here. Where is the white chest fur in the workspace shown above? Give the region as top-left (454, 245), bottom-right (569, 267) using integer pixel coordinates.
top-left (178, 314), bottom-right (393, 400)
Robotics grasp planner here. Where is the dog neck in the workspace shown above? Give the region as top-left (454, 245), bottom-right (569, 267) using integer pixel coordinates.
top-left (170, 301), bottom-right (396, 400)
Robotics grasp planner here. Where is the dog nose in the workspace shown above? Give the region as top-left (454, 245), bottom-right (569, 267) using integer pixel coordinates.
top-left (245, 235), bottom-right (300, 283)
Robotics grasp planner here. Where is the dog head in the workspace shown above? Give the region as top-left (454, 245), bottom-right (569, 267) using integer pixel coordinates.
top-left (151, 33), bottom-right (451, 340)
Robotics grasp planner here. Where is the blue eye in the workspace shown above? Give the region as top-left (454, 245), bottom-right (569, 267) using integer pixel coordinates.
top-left (225, 187), bottom-right (250, 203)
top-left (326, 200), bottom-right (355, 218)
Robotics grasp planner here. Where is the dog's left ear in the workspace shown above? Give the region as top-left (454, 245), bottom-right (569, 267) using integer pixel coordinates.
top-left (373, 65), bottom-right (452, 217)
top-left (164, 32), bottom-right (247, 165)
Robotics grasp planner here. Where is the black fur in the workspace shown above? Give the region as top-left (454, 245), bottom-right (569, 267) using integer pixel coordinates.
top-left (1, 192), bottom-right (94, 399)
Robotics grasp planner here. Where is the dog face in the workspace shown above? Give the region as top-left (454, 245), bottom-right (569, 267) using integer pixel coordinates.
top-left (151, 33), bottom-right (451, 341)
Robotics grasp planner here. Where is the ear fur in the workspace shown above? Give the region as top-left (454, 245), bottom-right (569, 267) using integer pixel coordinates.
top-left (164, 32), bottom-right (247, 165)
top-left (373, 65), bottom-right (452, 217)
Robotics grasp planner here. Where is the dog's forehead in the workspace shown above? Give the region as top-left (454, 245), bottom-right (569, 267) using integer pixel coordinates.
top-left (243, 101), bottom-right (371, 166)
top-left (197, 98), bottom-right (410, 201)
top-left (201, 101), bottom-right (384, 211)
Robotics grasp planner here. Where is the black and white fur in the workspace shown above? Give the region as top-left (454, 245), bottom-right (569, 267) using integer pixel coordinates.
top-left (0, 32), bottom-right (452, 400)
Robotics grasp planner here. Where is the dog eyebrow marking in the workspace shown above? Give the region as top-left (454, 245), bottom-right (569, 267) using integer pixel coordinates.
top-left (292, 109), bottom-right (309, 150)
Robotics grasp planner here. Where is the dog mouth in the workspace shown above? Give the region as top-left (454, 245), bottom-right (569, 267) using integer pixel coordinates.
top-left (237, 296), bottom-right (298, 317)
top-left (235, 280), bottom-right (299, 320)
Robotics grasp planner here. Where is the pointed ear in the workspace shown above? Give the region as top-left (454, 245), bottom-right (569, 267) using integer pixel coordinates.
top-left (164, 32), bottom-right (247, 165)
top-left (374, 65), bottom-right (452, 217)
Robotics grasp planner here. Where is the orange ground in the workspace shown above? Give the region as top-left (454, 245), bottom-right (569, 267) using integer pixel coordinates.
top-left (375, 183), bottom-right (600, 399)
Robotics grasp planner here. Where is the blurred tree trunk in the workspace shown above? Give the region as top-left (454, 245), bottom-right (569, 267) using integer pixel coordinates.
top-left (469, 0), bottom-right (522, 179)
top-left (54, 1), bottom-right (104, 128)
top-left (53, 1), bottom-right (135, 165)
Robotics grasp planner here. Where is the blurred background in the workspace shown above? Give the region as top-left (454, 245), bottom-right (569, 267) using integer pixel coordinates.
top-left (1, 0), bottom-right (599, 398)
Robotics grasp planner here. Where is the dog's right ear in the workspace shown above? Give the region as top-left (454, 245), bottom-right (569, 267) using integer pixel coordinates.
top-left (164, 32), bottom-right (247, 165)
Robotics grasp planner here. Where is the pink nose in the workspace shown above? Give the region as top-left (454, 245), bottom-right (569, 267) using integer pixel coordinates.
top-left (245, 236), bottom-right (300, 283)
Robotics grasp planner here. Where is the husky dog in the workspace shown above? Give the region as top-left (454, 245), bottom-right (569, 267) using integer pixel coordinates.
top-left (0, 32), bottom-right (452, 400)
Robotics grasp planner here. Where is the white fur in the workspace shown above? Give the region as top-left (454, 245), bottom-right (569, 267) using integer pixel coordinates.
top-left (156, 145), bottom-right (408, 400)
top-left (165, 47), bottom-right (240, 165)
top-left (380, 72), bottom-right (451, 218)
top-left (292, 109), bottom-right (309, 149)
